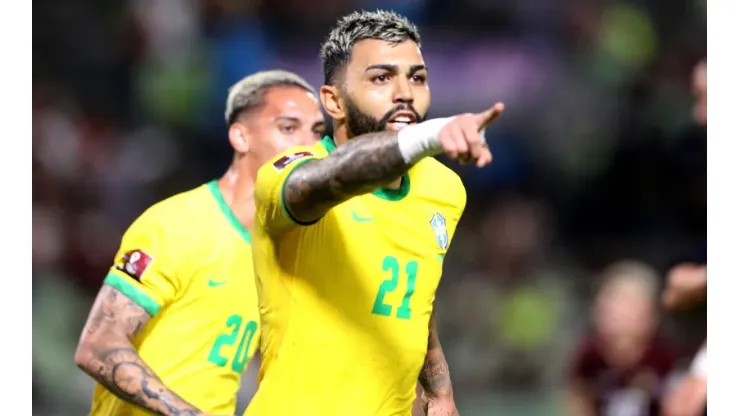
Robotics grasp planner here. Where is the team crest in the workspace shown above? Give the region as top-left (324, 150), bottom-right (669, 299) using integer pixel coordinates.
top-left (429, 213), bottom-right (449, 250)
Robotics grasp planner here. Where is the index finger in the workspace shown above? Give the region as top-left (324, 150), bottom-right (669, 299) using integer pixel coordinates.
top-left (476, 102), bottom-right (505, 132)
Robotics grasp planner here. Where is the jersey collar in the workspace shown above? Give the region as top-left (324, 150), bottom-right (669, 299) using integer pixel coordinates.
top-left (207, 180), bottom-right (252, 244)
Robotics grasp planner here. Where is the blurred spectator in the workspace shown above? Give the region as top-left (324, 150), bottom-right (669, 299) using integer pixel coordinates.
top-left (566, 261), bottom-right (679, 416)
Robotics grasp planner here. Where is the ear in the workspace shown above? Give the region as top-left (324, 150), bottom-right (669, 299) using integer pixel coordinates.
top-left (320, 85), bottom-right (345, 121)
top-left (228, 123), bottom-right (250, 154)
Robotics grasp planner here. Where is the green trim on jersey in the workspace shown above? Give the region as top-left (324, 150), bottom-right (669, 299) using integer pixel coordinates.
top-left (104, 273), bottom-right (161, 316)
top-left (280, 158), bottom-right (321, 226)
top-left (319, 135), bottom-right (411, 202)
top-left (207, 180), bottom-right (251, 244)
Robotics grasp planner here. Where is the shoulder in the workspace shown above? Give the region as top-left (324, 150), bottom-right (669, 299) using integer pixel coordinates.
top-left (413, 157), bottom-right (467, 209)
top-left (128, 184), bottom-right (209, 236)
top-left (257, 142), bottom-right (328, 177)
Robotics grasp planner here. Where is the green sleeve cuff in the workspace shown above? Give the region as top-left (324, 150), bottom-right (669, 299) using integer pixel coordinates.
top-left (104, 273), bottom-right (162, 316)
top-left (279, 158), bottom-right (321, 226)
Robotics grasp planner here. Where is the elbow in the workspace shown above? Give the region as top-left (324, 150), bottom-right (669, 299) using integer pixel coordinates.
top-left (75, 330), bottom-right (134, 372)
top-left (74, 341), bottom-right (95, 372)
top-left (74, 333), bottom-right (113, 373)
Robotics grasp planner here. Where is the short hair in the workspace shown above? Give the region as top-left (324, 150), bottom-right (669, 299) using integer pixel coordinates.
top-left (224, 70), bottom-right (317, 125)
top-left (320, 10), bottom-right (421, 85)
top-left (597, 260), bottom-right (660, 300)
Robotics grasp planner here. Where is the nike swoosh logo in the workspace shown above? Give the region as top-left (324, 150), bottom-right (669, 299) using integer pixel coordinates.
top-left (351, 211), bottom-right (374, 222)
top-left (208, 279), bottom-right (228, 287)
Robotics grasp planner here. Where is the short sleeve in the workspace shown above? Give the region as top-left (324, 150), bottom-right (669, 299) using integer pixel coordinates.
top-left (255, 146), bottom-right (319, 234)
top-left (104, 210), bottom-right (180, 316)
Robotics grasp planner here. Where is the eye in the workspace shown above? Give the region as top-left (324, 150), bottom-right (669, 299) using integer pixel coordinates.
top-left (411, 74), bottom-right (427, 84)
top-left (372, 74), bottom-right (390, 84)
top-left (279, 124), bottom-right (296, 133)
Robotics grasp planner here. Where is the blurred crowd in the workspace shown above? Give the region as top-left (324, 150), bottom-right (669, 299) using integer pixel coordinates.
top-left (32, 0), bottom-right (706, 415)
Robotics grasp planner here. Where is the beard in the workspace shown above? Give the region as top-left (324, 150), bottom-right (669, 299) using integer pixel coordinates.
top-left (344, 96), bottom-right (425, 137)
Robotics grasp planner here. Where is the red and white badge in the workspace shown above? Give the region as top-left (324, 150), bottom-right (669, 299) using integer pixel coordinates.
top-left (115, 249), bottom-right (154, 281)
top-left (272, 151), bottom-right (313, 172)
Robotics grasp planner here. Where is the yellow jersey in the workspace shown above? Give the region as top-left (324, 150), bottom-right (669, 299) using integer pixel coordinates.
top-left (247, 136), bottom-right (467, 416)
top-left (90, 181), bottom-right (260, 416)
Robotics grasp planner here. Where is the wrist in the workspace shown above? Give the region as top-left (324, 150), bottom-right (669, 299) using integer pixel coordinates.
top-left (424, 387), bottom-right (454, 401)
top-left (397, 117), bottom-right (453, 164)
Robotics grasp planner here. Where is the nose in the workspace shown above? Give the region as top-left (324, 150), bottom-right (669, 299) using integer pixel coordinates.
top-left (392, 77), bottom-right (413, 104)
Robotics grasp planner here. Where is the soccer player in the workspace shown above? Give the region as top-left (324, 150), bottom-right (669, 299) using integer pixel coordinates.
top-left (246, 10), bottom-right (504, 416)
top-left (74, 70), bottom-right (325, 416)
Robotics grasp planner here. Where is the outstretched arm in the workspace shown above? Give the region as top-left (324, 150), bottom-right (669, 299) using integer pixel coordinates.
top-left (662, 263), bottom-right (707, 311)
top-left (284, 131), bottom-right (409, 223)
top-left (282, 104), bottom-right (503, 224)
top-left (75, 285), bottom-right (206, 416)
top-left (417, 309), bottom-right (457, 416)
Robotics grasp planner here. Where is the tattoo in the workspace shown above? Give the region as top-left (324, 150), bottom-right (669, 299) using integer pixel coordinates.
top-left (76, 285), bottom-right (201, 416)
top-left (418, 310), bottom-right (454, 401)
top-left (283, 131), bottom-right (409, 223)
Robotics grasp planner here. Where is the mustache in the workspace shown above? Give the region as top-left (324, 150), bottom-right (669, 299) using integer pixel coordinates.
top-left (378, 104), bottom-right (424, 125)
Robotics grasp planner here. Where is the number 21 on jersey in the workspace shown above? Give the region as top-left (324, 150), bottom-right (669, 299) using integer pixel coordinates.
top-left (372, 255), bottom-right (418, 320)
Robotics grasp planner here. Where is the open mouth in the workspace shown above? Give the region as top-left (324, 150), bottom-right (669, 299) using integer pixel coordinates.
top-left (387, 111), bottom-right (417, 130)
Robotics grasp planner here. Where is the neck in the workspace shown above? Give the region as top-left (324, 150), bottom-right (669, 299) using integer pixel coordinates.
top-left (217, 155), bottom-right (257, 231)
top-left (334, 123), bottom-right (404, 189)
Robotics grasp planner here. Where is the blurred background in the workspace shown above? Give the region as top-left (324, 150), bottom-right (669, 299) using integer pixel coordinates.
top-left (32, 0), bottom-right (706, 415)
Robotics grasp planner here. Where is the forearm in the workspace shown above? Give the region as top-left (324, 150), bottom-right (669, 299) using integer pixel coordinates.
top-left (77, 343), bottom-right (201, 416)
top-left (663, 265), bottom-right (707, 310)
top-left (663, 284), bottom-right (706, 310)
top-left (284, 131), bottom-right (410, 222)
top-left (75, 285), bottom-right (203, 416)
top-left (418, 346), bottom-right (454, 399)
top-left (418, 310), bottom-right (454, 402)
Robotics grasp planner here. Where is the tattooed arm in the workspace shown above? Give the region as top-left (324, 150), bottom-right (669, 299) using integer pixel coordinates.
top-left (284, 131), bottom-right (410, 223)
top-left (281, 106), bottom-right (503, 224)
top-left (418, 309), bottom-right (458, 416)
top-left (74, 285), bottom-right (206, 416)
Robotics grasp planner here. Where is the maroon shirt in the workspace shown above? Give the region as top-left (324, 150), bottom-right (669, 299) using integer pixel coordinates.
top-left (569, 334), bottom-right (679, 416)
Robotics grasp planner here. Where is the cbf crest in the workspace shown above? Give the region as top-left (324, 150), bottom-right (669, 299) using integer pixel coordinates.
top-left (429, 213), bottom-right (449, 250)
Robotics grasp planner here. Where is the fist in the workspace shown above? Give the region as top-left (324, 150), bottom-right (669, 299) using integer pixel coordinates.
top-left (438, 102), bottom-right (504, 167)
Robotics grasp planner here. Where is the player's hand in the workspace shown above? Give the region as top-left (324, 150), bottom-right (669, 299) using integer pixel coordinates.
top-left (438, 102), bottom-right (504, 168)
top-left (421, 391), bottom-right (459, 416)
top-left (425, 400), bottom-right (459, 416)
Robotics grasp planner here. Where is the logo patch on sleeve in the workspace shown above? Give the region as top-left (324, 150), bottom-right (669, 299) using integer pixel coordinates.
top-left (115, 249), bottom-right (154, 281)
top-left (272, 151), bottom-right (313, 172)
